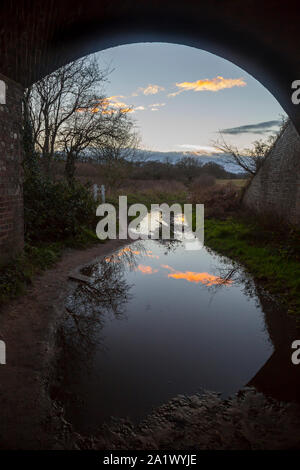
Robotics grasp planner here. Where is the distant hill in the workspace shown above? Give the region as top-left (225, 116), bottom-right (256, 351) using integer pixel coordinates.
top-left (73, 147), bottom-right (245, 175)
top-left (134, 149), bottom-right (243, 174)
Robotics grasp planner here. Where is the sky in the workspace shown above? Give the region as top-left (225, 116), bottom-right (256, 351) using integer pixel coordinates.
top-left (95, 43), bottom-right (285, 154)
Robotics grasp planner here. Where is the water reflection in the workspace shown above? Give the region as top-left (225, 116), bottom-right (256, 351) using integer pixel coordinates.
top-left (161, 264), bottom-right (233, 286)
top-left (129, 209), bottom-right (204, 251)
top-left (58, 257), bottom-right (132, 387)
top-left (58, 228), bottom-right (299, 434)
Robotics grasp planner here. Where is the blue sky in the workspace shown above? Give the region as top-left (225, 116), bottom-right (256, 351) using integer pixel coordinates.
top-left (95, 43), bottom-right (285, 153)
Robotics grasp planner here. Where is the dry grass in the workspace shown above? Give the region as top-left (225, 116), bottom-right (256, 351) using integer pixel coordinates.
top-left (52, 162), bottom-right (246, 205)
top-left (118, 179), bottom-right (187, 194)
top-left (52, 161), bottom-right (105, 186)
top-left (216, 178), bottom-right (248, 188)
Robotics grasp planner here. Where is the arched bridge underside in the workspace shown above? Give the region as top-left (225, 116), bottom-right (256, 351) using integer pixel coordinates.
top-left (0, 0), bottom-right (300, 258)
top-left (1, 0), bottom-right (300, 125)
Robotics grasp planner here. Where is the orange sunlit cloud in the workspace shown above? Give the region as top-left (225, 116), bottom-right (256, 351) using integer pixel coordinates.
top-left (145, 250), bottom-right (159, 259)
top-left (77, 95), bottom-right (135, 115)
top-left (136, 264), bottom-right (158, 275)
top-left (104, 96), bottom-right (134, 114)
top-left (167, 90), bottom-right (182, 98)
top-left (174, 76), bottom-right (246, 94)
top-left (105, 247), bottom-right (141, 263)
top-left (117, 247), bottom-right (141, 256)
top-left (104, 97), bottom-right (146, 114)
top-left (105, 247), bottom-right (159, 264)
top-left (161, 264), bottom-right (232, 286)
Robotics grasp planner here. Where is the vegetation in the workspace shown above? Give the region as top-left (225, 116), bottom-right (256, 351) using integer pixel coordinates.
top-left (214, 117), bottom-right (288, 176)
top-left (202, 217), bottom-right (300, 316)
top-left (0, 243), bottom-right (62, 303)
top-left (24, 176), bottom-right (97, 244)
top-left (1, 56), bottom-right (136, 306)
top-left (23, 55), bottom-right (138, 181)
top-left (0, 177), bottom-right (101, 305)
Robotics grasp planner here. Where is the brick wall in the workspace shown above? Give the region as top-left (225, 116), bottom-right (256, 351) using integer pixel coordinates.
top-left (0, 73), bottom-right (24, 264)
top-left (243, 121), bottom-right (300, 227)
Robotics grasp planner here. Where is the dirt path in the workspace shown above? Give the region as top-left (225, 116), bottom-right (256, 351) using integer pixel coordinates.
top-left (0, 239), bottom-right (129, 450)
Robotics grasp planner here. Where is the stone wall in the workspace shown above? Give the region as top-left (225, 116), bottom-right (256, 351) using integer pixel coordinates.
top-left (243, 121), bottom-right (300, 227)
top-left (0, 73), bottom-right (24, 264)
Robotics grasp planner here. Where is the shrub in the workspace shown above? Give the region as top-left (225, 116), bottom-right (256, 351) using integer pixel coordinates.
top-left (190, 183), bottom-right (240, 218)
top-left (0, 243), bottom-right (62, 303)
top-left (24, 176), bottom-right (97, 243)
top-left (190, 174), bottom-right (216, 192)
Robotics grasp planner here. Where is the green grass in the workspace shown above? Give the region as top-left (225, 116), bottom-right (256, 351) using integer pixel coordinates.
top-left (200, 217), bottom-right (300, 316)
top-left (0, 226), bottom-right (102, 306)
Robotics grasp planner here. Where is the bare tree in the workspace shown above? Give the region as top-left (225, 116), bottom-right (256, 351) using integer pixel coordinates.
top-left (23, 56), bottom-right (110, 175)
top-left (177, 156), bottom-right (202, 184)
top-left (58, 103), bottom-right (137, 182)
top-left (214, 136), bottom-right (269, 175)
top-left (214, 117), bottom-right (289, 176)
top-left (92, 117), bottom-right (140, 191)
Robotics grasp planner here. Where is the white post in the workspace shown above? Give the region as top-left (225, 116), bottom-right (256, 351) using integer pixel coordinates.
top-left (101, 184), bottom-right (105, 203)
top-left (0, 340), bottom-right (6, 365)
top-left (93, 184), bottom-right (98, 201)
top-left (0, 80), bottom-right (6, 105)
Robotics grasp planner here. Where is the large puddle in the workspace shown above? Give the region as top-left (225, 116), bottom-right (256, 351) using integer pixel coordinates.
top-left (57, 220), bottom-right (299, 435)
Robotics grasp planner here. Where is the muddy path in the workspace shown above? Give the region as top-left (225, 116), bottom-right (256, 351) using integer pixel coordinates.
top-left (0, 239), bottom-right (129, 449)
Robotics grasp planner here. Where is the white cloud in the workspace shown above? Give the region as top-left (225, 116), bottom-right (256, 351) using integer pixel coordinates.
top-left (132, 84), bottom-right (165, 96)
top-left (149, 102), bottom-right (166, 107)
top-left (177, 144), bottom-right (222, 155)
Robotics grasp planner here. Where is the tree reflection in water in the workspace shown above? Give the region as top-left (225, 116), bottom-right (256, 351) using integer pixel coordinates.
top-left (58, 249), bottom-right (141, 394)
top-left (206, 247), bottom-right (265, 306)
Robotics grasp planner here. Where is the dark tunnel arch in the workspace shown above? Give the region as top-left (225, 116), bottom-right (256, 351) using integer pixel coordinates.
top-left (0, 0), bottom-right (300, 261)
top-left (0, 0), bottom-right (299, 131)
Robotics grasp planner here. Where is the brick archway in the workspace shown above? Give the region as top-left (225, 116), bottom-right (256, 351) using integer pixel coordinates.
top-left (1, 0), bottom-right (299, 128)
top-left (0, 0), bottom-right (299, 258)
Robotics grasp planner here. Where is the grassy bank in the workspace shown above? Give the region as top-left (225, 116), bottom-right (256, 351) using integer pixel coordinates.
top-left (202, 217), bottom-right (300, 316)
top-left (0, 228), bottom-right (99, 306)
top-left (0, 176), bottom-right (102, 306)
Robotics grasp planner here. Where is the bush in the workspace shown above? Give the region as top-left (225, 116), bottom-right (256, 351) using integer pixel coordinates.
top-left (190, 183), bottom-right (240, 218)
top-left (24, 176), bottom-right (97, 243)
top-left (190, 174), bottom-right (216, 192)
top-left (0, 243), bottom-right (62, 303)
